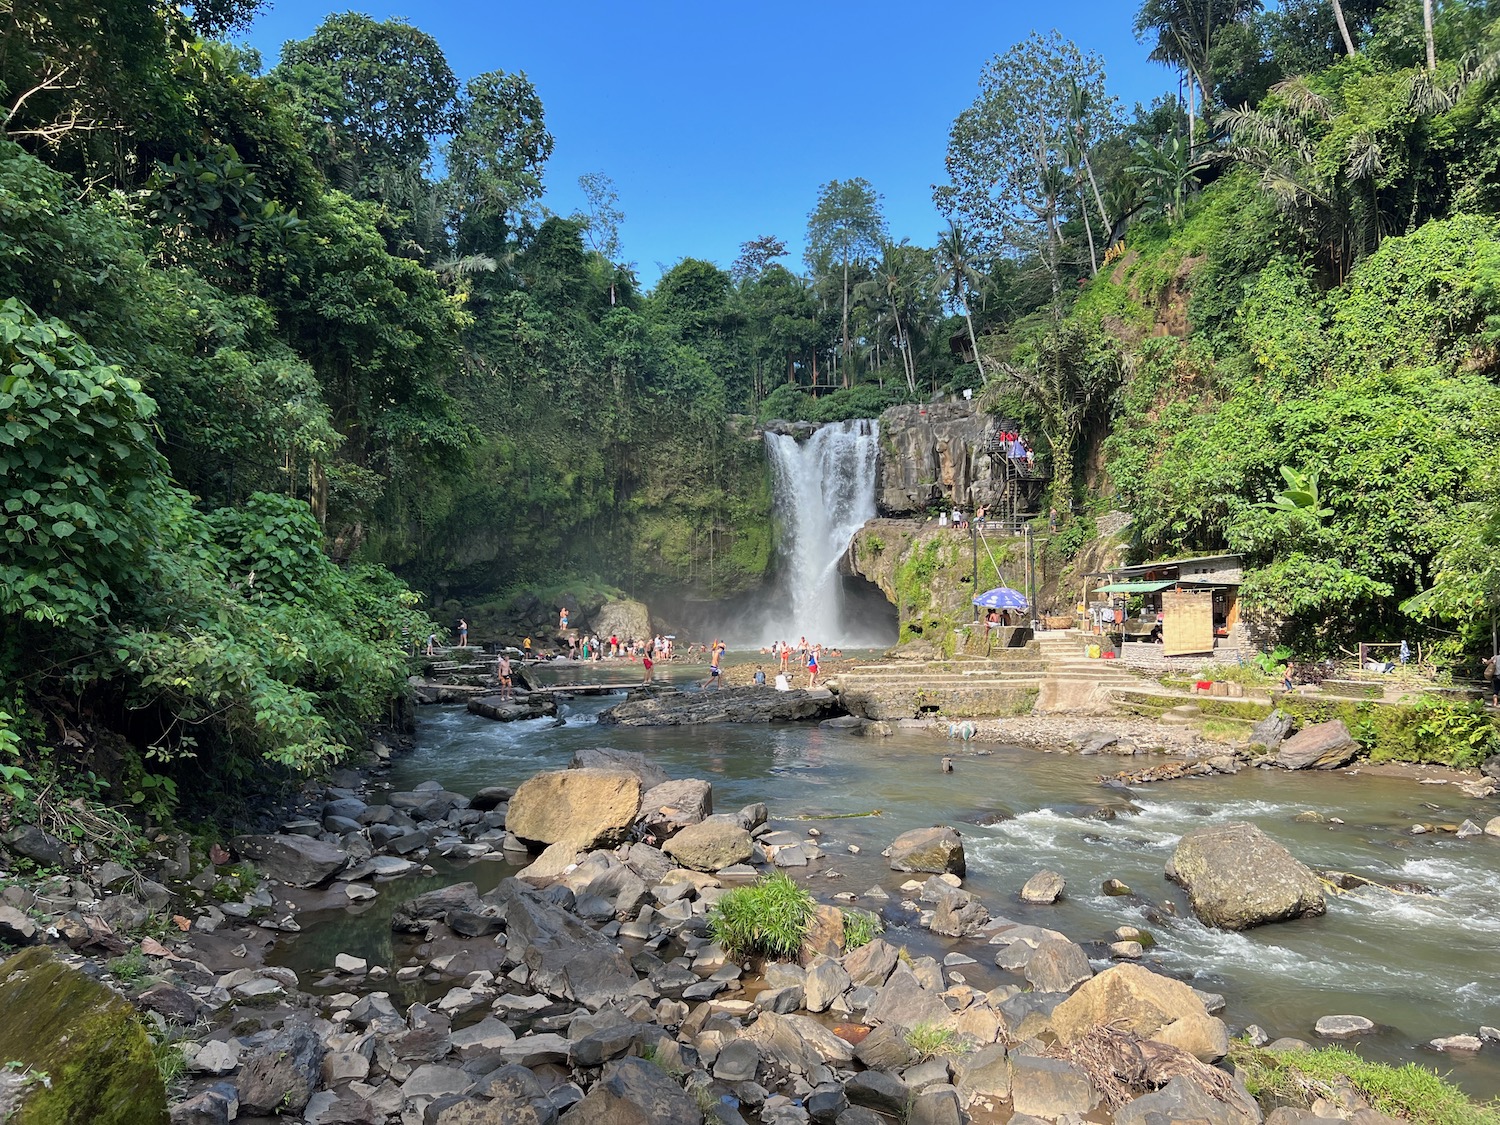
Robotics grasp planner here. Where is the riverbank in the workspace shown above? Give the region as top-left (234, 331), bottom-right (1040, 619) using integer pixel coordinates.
top-left (10, 723), bottom-right (1500, 1125)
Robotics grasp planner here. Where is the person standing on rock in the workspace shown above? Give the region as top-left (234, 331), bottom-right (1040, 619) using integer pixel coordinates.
top-left (806, 645), bottom-right (820, 688)
top-left (559, 607), bottom-right (569, 630)
top-left (497, 654), bottom-right (513, 700)
top-left (703, 640), bottom-right (725, 690)
top-left (457, 619), bottom-right (468, 647)
top-left (523, 636), bottom-right (532, 660)
top-left (426, 631), bottom-right (436, 656)
top-left (642, 649), bottom-right (654, 685)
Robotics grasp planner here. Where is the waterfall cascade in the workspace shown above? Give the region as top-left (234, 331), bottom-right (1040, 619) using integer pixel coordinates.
top-left (758, 419), bottom-right (888, 647)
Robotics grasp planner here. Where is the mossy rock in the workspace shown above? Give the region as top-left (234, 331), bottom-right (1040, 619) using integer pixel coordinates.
top-left (0, 946), bottom-right (167, 1125)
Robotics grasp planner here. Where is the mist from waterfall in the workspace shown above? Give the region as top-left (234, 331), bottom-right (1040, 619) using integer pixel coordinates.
top-left (749, 419), bottom-right (891, 648)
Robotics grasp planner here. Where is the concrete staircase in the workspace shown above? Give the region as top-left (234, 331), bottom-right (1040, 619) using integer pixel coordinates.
top-left (1031, 632), bottom-right (1145, 713)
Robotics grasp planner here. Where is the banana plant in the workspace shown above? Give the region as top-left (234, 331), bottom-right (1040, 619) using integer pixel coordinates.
top-left (1260, 465), bottom-right (1329, 519)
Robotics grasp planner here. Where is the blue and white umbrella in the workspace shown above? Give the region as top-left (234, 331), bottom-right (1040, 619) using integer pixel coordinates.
top-left (973, 586), bottom-right (1029, 610)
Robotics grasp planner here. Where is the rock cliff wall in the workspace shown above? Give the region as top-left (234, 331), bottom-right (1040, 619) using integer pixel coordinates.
top-left (876, 400), bottom-right (1002, 516)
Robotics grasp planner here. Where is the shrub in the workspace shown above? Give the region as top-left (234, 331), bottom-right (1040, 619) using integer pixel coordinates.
top-left (842, 909), bottom-right (883, 950)
top-left (707, 873), bottom-right (815, 960)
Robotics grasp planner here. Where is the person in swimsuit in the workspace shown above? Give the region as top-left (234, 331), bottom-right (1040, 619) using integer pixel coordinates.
top-left (497, 653), bottom-right (513, 700)
top-left (703, 640), bottom-right (725, 690)
top-left (806, 645), bottom-right (820, 688)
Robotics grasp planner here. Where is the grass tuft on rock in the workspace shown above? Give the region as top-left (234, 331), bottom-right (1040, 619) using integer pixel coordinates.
top-left (842, 909), bottom-right (883, 950)
top-left (904, 1023), bottom-right (959, 1062)
top-left (1230, 1042), bottom-right (1500, 1125)
top-left (707, 872), bottom-right (814, 960)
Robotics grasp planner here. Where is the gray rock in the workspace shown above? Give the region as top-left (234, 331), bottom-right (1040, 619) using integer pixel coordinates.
top-left (1024, 939), bottom-right (1093, 994)
top-left (1168, 822), bottom-right (1325, 930)
top-left (231, 833), bottom-right (347, 887)
top-left (844, 1070), bottom-right (909, 1115)
top-left (906, 1084), bottom-right (962, 1125)
top-left (953, 1043), bottom-right (1010, 1103)
top-left (190, 1039), bottom-right (239, 1076)
top-left (1115, 1074), bottom-right (1260, 1125)
top-left (1430, 1034), bottom-right (1483, 1051)
top-left (854, 1023), bottom-right (918, 1071)
top-left (639, 779), bottom-right (713, 836)
top-left (569, 1023), bottom-right (650, 1068)
top-left (1276, 720), bottom-right (1360, 770)
top-left (804, 956), bottom-right (852, 1014)
top-left (451, 1017), bottom-right (517, 1059)
top-left (929, 889), bottom-right (989, 937)
top-left (238, 1025), bottom-right (326, 1114)
top-left (0, 904), bottom-right (37, 945)
top-left (170, 1083), bottom-right (237, 1125)
top-left (1009, 1055), bottom-right (1099, 1119)
top-left (886, 826), bottom-right (965, 876)
top-left (391, 882), bottom-right (482, 932)
top-left (1019, 870), bottom-right (1065, 904)
top-left (662, 815), bottom-right (754, 872)
top-left (2, 825), bottom-right (70, 869)
top-left (558, 1056), bottom-right (700, 1125)
top-left (713, 1038), bottom-right (761, 1082)
top-left (843, 938), bottom-right (898, 988)
top-left (569, 747), bottom-right (671, 790)
top-left (864, 964), bottom-right (950, 1030)
top-left (496, 881), bottom-right (638, 1008)
top-left (805, 1082), bottom-right (848, 1123)
top-left (1249, 709), bottom-right (1294, 751)
top-left (1314, 1014), bottom-right (1375, 1038)
top-left (402, 1063), bottom-right (473, 1099)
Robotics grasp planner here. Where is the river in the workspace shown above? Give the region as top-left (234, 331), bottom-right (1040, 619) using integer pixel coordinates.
top-left (277, 660), bottom-right (1500, 1098)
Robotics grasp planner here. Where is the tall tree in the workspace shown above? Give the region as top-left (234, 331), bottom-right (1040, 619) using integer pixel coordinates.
top-left (445, 70), bottom-right (552, 254)
top-left (732, 235), bottom-right (788, 282)
top-left (577, 171), bottom-right (624, 305)
top-left (1422, 0), bottom-right (1437, 71)
top-left (1331, 0), bottom-right (1358, 55)
top-left (935, 220), bottom-right (989, 382)
top-left (275, 14), bottom-right (459, 190)
top-left (806, 179), bottom-right (886, 388)
top-left (1133, 0), bottom-right (1261, 148)
top-left (937, 31), bottom-right (1116, 306)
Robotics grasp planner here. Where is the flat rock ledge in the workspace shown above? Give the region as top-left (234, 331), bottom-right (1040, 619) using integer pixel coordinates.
top-left (598, 685), bottom-right (844, 726)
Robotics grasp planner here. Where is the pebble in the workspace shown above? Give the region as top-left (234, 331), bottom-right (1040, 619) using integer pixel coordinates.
top-left (846, 845), bottom-right (860, 854)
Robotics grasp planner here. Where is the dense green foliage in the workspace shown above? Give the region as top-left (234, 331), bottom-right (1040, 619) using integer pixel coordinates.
top-left (707, 872), bottom-right (817, 960)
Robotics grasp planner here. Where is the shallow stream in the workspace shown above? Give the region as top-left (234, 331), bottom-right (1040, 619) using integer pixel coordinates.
top-left (275, 661), bottom-right (1500, 1098)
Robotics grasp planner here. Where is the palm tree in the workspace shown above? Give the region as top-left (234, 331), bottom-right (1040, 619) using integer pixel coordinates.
top-left (1330, 0), bottom-right (1357, 55)
top-left (934, 220), bottom-right (989, 383)
top-left (1422, 0), bottom-right (1436, 72)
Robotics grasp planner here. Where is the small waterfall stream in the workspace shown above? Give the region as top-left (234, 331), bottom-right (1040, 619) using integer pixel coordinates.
top-left (760, 419), bottom-right (883, 646)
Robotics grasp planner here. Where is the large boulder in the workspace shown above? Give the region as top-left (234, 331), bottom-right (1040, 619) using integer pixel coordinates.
top-left (661, 815), bottom-right (754, 871)
top-left (490, 881), bottom-right (638, 1009)
top-left (506, 769), bottom-right (643, 850)
top-left (1276, 720), bottom-right (1360, 770)
top-left (887, 826), bottom-right (965, 876)
top-left (1249, 709), bottom-right (1294, 752)
top-left (1168, 822), bottom-right (1326, 930)
top-left (237, 1025), bottom-right (325, 1116)
top-left (231, 833), bottom-right (347, 887)
top-left (0, 947), bottom-right (167, 1125)
top-left (2, 825), bottom-right (71, 870)
top-left (591, 599), bottom-right (652, 645)
top-left (1050, 963), bottom-right (1220, 1049)
top-left (559, 1056), bottom-right (699, 1125)
top-left (638, 779), bottom-right (713, 836)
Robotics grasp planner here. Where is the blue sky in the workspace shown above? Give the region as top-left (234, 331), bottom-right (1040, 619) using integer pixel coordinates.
top-left (244, 2), bottom-right (1173, 285)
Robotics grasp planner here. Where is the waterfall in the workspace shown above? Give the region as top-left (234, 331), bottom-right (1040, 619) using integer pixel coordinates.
top-left (760, 419), bottom-right (884, 647)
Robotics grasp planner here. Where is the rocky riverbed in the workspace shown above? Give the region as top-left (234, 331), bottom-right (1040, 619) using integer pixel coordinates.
top-left (7, 718), bottom-right (1500, 1125)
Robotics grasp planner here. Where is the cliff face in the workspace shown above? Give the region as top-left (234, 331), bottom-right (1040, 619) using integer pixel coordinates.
top-left (875, 400), bottom-right (1003, 516)
top-left (848, 518), bottom-right (1026, 654)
